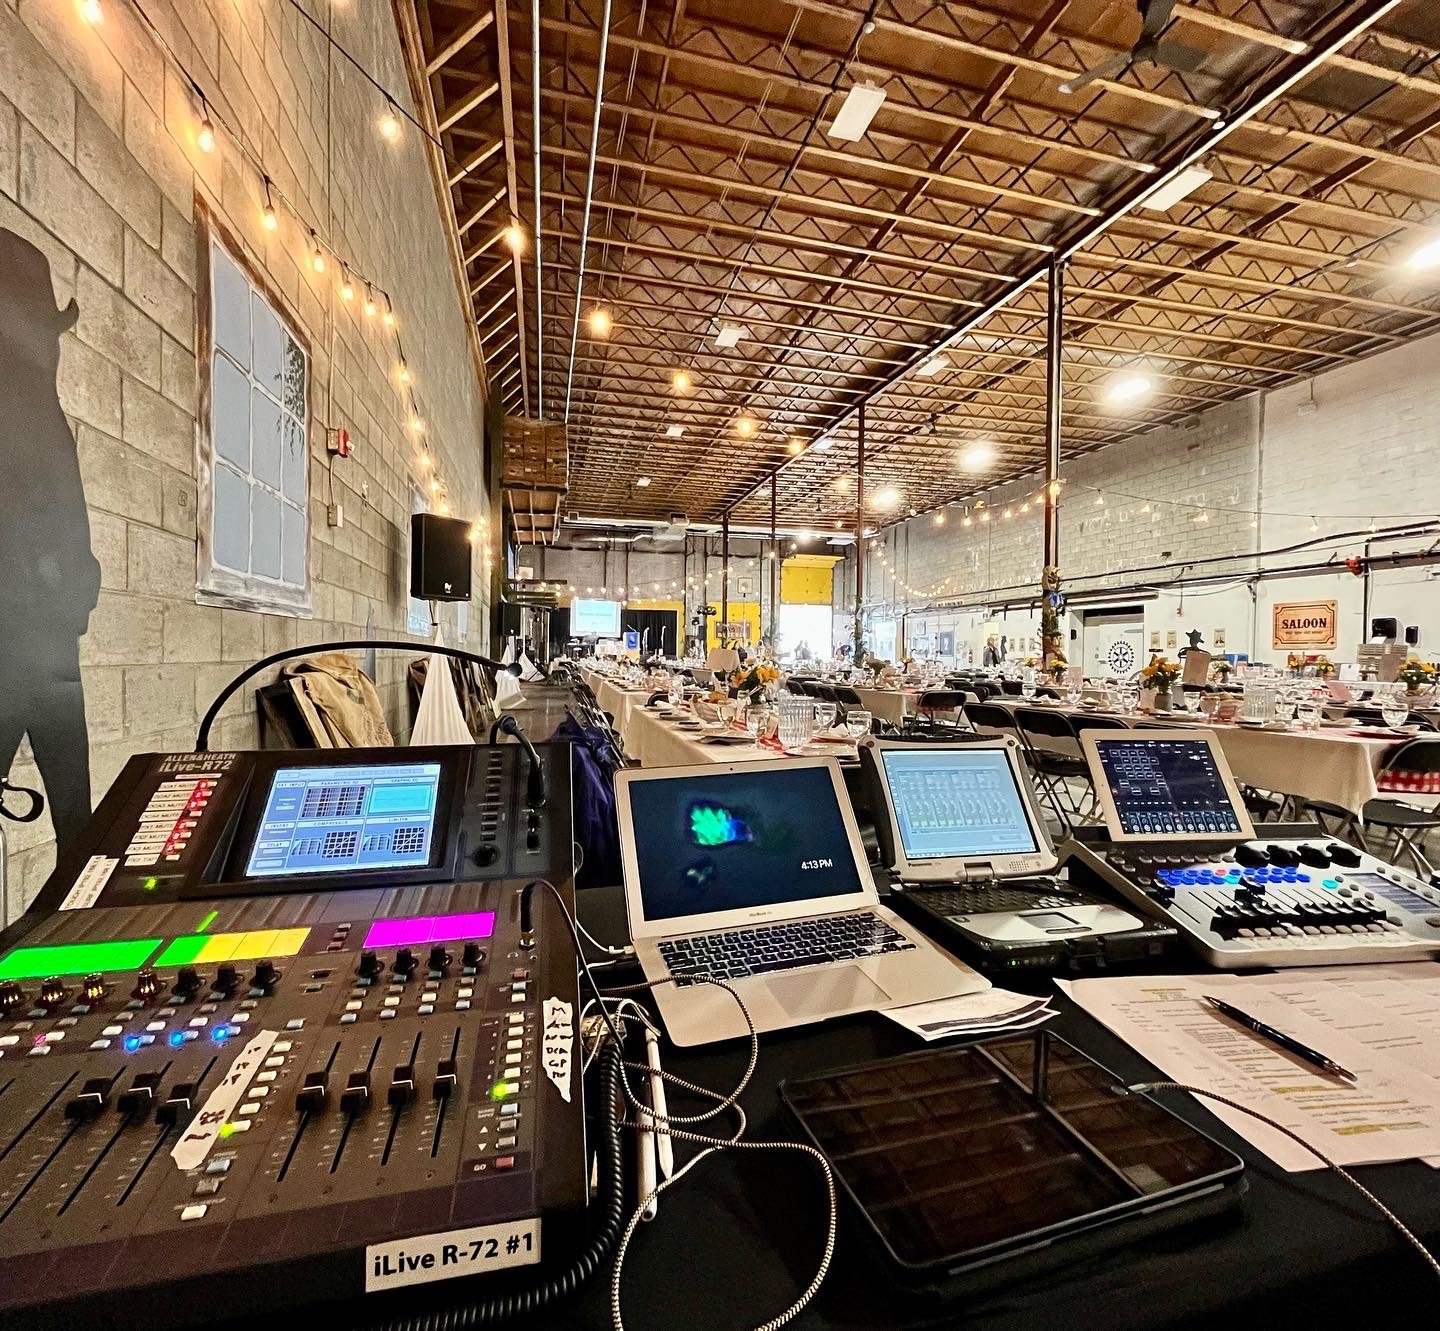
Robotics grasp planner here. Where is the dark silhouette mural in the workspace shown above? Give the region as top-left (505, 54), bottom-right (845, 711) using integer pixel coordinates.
top-left (0, 230), bottom-right (100, 851)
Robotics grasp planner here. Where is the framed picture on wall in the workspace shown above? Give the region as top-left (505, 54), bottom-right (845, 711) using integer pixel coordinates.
top-left (938, 631), bottom-right (955, 655)
top-left (736, 576), bottom-right (755, 599)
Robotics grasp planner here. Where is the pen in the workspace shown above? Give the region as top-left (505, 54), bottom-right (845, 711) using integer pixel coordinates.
top-left (1203, 995), bottom-right (1357, 1083)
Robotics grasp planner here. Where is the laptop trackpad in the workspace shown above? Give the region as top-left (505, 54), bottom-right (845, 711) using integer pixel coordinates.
top-left (766, 967), bottom-right (889, 1017)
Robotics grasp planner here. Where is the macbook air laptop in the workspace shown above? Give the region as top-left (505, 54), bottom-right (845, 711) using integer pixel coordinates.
top-left (860, 737), bottom-right (1166, 975)
top-left (615, 758), bottom-right (986, 1046)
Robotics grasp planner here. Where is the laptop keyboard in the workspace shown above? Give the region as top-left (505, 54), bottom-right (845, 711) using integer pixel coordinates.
top-left (657, 912), bottom-right (916, 986)
top-left (917, 883), bottom-right (1076, 914)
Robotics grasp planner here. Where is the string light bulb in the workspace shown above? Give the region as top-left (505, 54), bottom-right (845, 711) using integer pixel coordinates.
top-left (398, 360), bottom-right (412, 385)
top-left (339, 267), bottom-right (355, 301)
top-left (588, 307), bottom-right (612, 337)
top-left (196, 103), bottom-right (216, 154)
top-left (78, 0), bottom-right (103, 24)
top-left (933, 511), bottom-right (946, 526)
top-left (419, 453), bottom-right (433, 471)
top-left (363, 284), bottom-right (377, 317)
top-left (735, 416), bottom-right (756, 438)
top-left (261, 177), bottom-right (278, 231)
top-left (382, 296), bottom-right (396, 328)
top-left (379, 99), bottom-right (401, 141)
top-left (672, 368), bottom-right (692, 393)
top-left (309, 231), bottom-right (325, 273)
top-left (410, 415), bottom-right (425, 433)
top-left (503, 223), bottom-right (526, 254)
top-left (962, 511), bottom-right (973, 527)
top-left (1309, 515), bottom-right (1320, 533)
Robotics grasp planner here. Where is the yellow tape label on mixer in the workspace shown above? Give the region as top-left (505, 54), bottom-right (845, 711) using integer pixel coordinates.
top-left (365, 1220), bottom-right (541, 1292)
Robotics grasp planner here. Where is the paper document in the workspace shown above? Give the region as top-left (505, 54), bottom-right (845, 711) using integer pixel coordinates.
top-left (882, 988), bottom-right (1056, 1043)
top-left (1059, 968), bottom-right (1440, 1172)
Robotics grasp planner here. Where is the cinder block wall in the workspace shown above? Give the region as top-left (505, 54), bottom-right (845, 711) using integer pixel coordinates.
top-left (1, 0), bottom-right (492, 914)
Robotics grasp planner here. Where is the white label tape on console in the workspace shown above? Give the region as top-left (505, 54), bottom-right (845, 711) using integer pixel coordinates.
top-left (365, 1220), bottom-right (541, 1292)
top-left (170, 1029), bottom-right (278, 1171)
top-left (541, 997), bottom-right (574, 1103)
top-left (59, 856), bottom-right (118, 911)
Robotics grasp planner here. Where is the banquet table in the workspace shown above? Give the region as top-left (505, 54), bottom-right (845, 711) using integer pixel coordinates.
top-left (979, 698), bottom-right (1404, 817)
top-left (849, 685), bottom-right (916, 728)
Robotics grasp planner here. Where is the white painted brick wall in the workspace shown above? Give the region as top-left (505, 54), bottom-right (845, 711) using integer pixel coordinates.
top-left (1, 0), bottom-right (492, 912)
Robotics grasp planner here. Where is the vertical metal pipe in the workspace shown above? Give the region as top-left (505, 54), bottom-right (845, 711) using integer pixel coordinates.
top-left (530, 0), bottom-right (544, 419)
top-left (561, 0), bottom-right (613, 422)
top-left (770, 474), bottom-right (779, 651)
top-left (721, 509), bottom-right (730, 636)
top-left (1043, 258), bottom-right (1064, 571)
top-left (854, 406), bottom-right (865, 653)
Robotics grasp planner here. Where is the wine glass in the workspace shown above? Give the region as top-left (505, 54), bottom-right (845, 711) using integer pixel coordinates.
top-left (844, 709), bottom-right (872, 741)
top-left (1379, 686), bottom-right (1410, 730)
top-left (813, 701), bottom-right (838, 732)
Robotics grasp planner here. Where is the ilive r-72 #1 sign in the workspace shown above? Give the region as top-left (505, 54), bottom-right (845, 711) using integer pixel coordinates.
top-left (1272, 600), bottom-right (1338, 650)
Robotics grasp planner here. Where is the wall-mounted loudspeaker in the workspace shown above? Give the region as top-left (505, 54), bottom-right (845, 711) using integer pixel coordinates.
top-left (1405, 624), bottom-right (1421, 647)
top-left (409, 513), bottom-right (472, 602)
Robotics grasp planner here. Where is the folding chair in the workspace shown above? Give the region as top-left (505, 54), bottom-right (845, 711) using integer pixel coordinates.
top-left (906, 689), bottom-right (972, 737)
top-left (1013, 706), bottom-right (1096, 824)
top-left (1306, 735), bottom-right (1440, 877)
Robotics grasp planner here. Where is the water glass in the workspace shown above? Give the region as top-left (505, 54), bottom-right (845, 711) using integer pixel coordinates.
top-left (1379, 687), bottom-right (1410, 730)
top-left (813, 701), bottom-right (838, 732)
top-left (1272, 694), bottom-right (1294, 726)
top-left (1296, 697), bottom-right (1322, 730)
top-left (744, 704), bottom-right (769, 739)
top-left (1020, 669), bottom-right (1038, 700)
top-left (1064, 684), bottom-right (1083, 708)
top-left (667, 674), bottom-right (684, 707)
top-left (844, 709), bottom-right (873, 740)
top-left (1119, 685), bottom-right (1140, 714)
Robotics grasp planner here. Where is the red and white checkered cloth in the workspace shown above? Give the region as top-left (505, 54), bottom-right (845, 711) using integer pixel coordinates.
top-left (1376, 770), bottom-right (1440, 794)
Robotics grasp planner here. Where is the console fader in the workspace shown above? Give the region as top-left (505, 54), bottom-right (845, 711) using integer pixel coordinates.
top-left (0, 744), bottom-right (587, 1329)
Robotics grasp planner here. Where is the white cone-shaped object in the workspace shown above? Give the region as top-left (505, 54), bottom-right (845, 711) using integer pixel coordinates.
top-left (411, 626), bottom-right (474, 745)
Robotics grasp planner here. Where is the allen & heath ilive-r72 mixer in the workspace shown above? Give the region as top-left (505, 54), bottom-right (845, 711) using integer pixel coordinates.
top-left (0, 744), bottom-right (588, 1329)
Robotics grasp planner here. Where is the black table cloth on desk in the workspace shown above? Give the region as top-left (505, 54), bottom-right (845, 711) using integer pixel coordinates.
top-left (541, 887), bottom-right (1440, 1331)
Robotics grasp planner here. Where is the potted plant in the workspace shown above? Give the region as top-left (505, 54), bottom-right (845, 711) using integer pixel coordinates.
top-left (1396, 657), bottom-right (1437, 698)
top-left (1210, 659), bottom-right (1234, 685)
top-left (1140, 656), bottom-right (1181, 711)
top-left (1313, 656), bottom-right (1336, 678)
top-left (1045, 652), bottom-right (1069, 684)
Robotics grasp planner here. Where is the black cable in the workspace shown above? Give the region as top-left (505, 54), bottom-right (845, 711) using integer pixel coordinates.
top-left (361, 1040), bottom-right (627, 1331)
top-left (194, 639), bottom-right (510, 751)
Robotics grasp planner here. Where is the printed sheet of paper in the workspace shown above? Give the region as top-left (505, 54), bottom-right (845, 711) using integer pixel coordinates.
top-left (1058, 968), bottom-right (1440, 1172)
top-left (882, 988), bottom-right (1055, 1043)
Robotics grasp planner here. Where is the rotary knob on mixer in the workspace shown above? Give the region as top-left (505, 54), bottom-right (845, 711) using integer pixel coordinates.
top-left (393, 948), bottom-right (419, 978)
top-left (0, 981), bottom-right (24, 1015)
top-left (427, 946), bottom-right (452, 975)
top-left (251, 959), bottom-right (280, 991)
top-left (172, 967), bottom-right (204, 999)
top-left (356, 950), bottom-right (384, 980)
top-left (82, 973), bottom-right (107, 1003)
top-left (131, 969), bottom-right (161, 1002)
top-left (214, 964), bottom-right (241, 995)
top-left (462, 941), bottom-right (485, 970)
top-left (39, 976), bottom-right (66, 1007)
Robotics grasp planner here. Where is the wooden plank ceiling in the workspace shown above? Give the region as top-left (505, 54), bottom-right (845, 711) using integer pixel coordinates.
top-left (402, 0), bottom-right (1440, 538)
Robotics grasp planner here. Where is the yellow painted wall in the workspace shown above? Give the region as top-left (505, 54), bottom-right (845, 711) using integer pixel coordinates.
top-left (707, 601), bottom-right (761, 650)
top-left (782, 555), bottom-right (840, 605)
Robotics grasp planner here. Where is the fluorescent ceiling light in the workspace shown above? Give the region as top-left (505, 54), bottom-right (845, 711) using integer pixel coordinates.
top-left (814, 437), bottom-right (833, 452)
top-left (1104, 371), bottom-right (1155, 405)
top-left (665, 424), bottom-right (684, 437)
top-left (915, 355), bottom-right (948, 377)
top-left (827, 82), bottom-right (886, 142)
top-left (714, 324), bottom-right (746, 348)
top-left (959, 441), bottom-right (996, 472)
top-left (635, 476), bottom-right (651, 487)
top-left (1138, 165), bottom-right (1213, 212)
top-left (1404, 235), bottom-right (1440, 271)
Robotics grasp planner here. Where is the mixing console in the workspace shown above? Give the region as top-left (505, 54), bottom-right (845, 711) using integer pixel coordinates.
top-left (1065, 829), bottom-right (1440, 968)
top-left (0, 744), bottom-right (587, 1329)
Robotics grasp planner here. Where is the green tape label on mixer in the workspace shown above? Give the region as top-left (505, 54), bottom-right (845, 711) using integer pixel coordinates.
top-left (365, 1220), bottom-right (542, 1292)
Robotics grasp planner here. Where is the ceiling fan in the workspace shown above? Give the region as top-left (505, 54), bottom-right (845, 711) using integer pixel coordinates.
top-left (1058, 0), bottom-right (1207, 95)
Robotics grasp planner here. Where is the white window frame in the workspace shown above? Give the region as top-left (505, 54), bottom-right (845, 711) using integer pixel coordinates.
top-left (195, 206), bottom-right (313, 616)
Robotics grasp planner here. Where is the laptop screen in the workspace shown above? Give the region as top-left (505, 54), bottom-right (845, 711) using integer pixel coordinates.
top-left (627, 765), bottom-right (865, 923)
top-left (880, 747), bottom-right (1039, 860)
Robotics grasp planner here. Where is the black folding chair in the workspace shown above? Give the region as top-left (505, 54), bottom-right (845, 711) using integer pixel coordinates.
top-left (1306, 735), bottom-right (1440, 877)
top-left (907, 690), bottom-right (972, 737)
top-left (1013, 706), bottom-right (1096, 824)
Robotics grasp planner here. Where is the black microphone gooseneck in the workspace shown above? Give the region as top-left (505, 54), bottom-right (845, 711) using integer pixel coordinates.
top-left (490, 714), bottom-right (546, 809)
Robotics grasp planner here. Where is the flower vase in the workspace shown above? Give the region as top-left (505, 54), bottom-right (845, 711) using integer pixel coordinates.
top-left (1154, 687), bottom-right (1173, 713)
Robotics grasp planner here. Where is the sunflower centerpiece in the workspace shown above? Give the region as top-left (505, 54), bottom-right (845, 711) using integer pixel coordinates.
top-left (1140, 656), bottom-right (1181, 711)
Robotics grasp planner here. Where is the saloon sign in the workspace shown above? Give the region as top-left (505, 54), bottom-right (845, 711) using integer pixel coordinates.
top-left (1272, 600), bottom-right (1338, 650)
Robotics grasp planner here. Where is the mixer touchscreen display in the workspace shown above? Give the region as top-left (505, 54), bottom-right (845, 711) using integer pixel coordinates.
top-left (245, 762), bottom-right (443, 876)
top-left (1093, 737), bottom-right (1244, 838)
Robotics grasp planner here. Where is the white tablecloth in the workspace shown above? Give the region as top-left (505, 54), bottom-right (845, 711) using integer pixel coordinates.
top-left (982, 699), bottom-right (1400, 816)
top-left (850, 686), bottom-right (915, 729)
